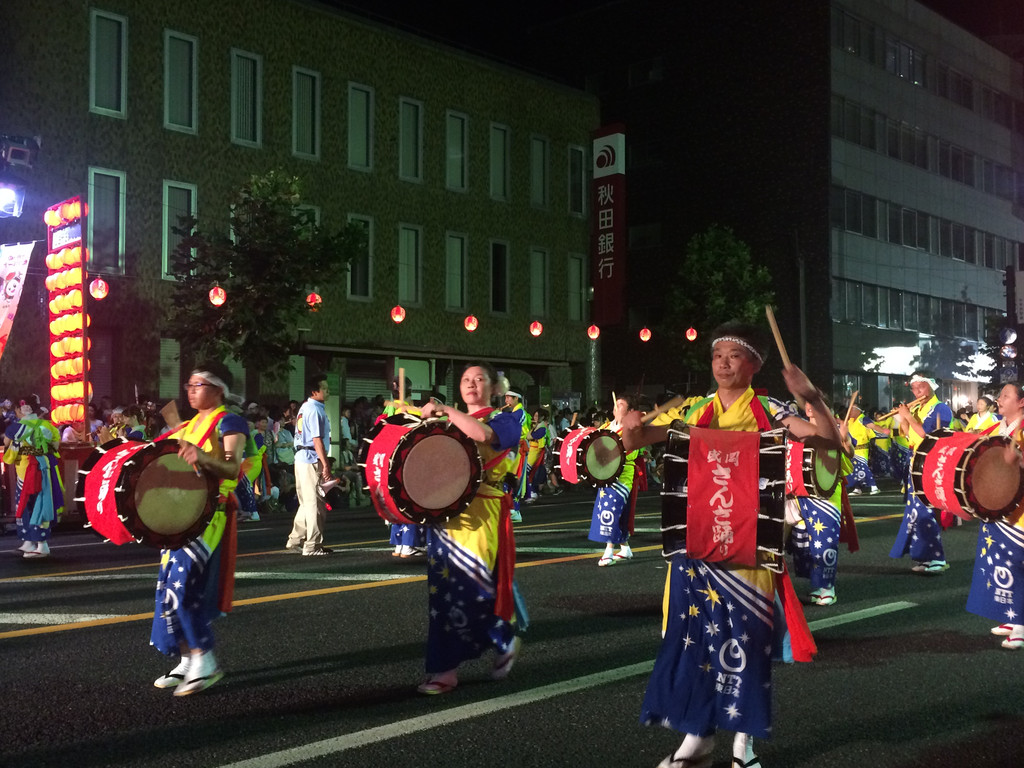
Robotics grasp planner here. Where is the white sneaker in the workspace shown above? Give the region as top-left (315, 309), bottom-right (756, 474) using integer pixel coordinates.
top-left (869, 487), bottom-right (881, 495)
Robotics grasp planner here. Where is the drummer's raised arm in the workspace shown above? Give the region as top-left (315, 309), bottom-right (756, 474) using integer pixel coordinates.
top-left (422, 402), bottom-right (492, 444)
top-left (620, 409), bottom-right (668, 452)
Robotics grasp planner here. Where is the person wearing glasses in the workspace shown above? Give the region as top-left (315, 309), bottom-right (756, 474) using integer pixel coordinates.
top-left (151, 362), bottom-right (247, 696)
top-left (285, 373), bottom-right (333, 556)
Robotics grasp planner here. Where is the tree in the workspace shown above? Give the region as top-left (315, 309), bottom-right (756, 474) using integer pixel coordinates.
top-left (164, 171), bottom-right (367, 380)
top-left (662, 225), bottom-right (775, 385)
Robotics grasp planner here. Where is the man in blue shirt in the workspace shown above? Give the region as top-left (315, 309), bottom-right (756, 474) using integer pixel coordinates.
top-left (286, 373), bottom-right (333, 556)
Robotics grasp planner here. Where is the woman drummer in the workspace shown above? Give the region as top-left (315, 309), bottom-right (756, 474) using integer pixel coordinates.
top-left (151, 362), bottom-right (248, 696)
top-left (589, 393), bottom-right (641, 566)
top-left (416, 362), bottom-right (525, 694)
top-left (965, 383), bottom-right (1024, 650)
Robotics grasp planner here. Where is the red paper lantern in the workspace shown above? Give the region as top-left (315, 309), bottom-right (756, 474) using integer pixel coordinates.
top-left (209, 284), bottom-right (226, 307)
top-left (89, 277), bottom-right (109, 300)
top-left (464, 315), bottom-right (479, 332)
top-left (640, 327), bottom-right (652, 342)
top-left (686, 327), bottom-right (698, 342)
top-left (587, 324), bottom-right (600, 340)
top-left (306, 291), bottom-right (322, 311)
top-left (529, 321), bottom-right (543, 337)
top-left (390, 305), bottom-right (406, 323)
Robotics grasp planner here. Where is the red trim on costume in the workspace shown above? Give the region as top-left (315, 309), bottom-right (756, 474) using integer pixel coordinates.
top-left (494, 493), bottom-right (516, 622)
top-left (777, 563), bottom-right (818, 662)
top-left (838, 477), bottom-right (860, 553)
top-left (218, 495), bottom-right (238, 614)
top-left (16, 459), bottom-right (42, 518)
top-left (695, 394), bottom-right (773, 431)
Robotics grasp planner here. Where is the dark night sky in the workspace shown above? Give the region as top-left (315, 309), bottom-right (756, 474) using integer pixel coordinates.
top-left (329, 0), bottom-right (1024, 64)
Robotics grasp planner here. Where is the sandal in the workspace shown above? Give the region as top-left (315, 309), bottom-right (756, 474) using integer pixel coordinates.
top-left (492, 637), bottom-right (521, 680)
top-left (1001, 635), bottom-right (1024, 650)
top-left (991, 623), bottom-right (1014, 636)
top-left (612, 551), bottom-right (633, 561)
top-left (657, 753), bottom-right (712, 768)
top-left (733, 757), bottom-right (762, 768)
top-left (417, 678), bottom-right (458, 695)
top-left (598, 556), bottom-right (615, 567)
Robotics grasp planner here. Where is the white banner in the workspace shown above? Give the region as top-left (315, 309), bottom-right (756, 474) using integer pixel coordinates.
top-left (0, 242), bottom-right (35, 362)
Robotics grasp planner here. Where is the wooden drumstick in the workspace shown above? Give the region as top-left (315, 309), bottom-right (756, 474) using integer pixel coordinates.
top-left (844, 390), bottom-right (859, 423)
top-left (765, 305), bottom-right (792, 369)
top-left (160, 399), bottom-right (182, 430)
top-left (641, 395), bottom-right (685, 425)
top-left (397, 367), bottom-right (405, 412)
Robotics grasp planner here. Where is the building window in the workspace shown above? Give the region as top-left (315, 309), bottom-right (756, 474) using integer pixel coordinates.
top-left (348, 83), bottom-right (374, 171)
top-left (347, 214), bottom-right (373, 300)
top-left (490, 124), bottom-right (510, 200)
top-left (293, 67), bottom-right (321, 159)
top-left (398, 224), bottom-right (422, 304)
top-left (490, 241), bottom-right (509, 314)
top-left (90, 10), bottom-right (127, 118)
top-left (164, 31), bottom-right (197, 133)
top-left (446, 111), bottom-right (468, 191)
top-left (88, 167), bottom-right (126, 275)
top-left (445, 232), bottom-right (467, 310)
top-left (567, 253), bottom-right (586, 321)
top-left (568, 145), bottom-right (586, 216)
top-left (529, 248), bottom-right (549, 317)
top-left (399, 97), bottom-right (423, 182)
top-left (162, 181), bottom-right (196, 279)
top-left (230, 49), bottom-right (262, 147)
top-left (530, 135), bottom-right (550, 208)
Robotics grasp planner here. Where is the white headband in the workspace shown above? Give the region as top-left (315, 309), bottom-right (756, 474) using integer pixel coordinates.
top-left (910, 374), bottom-right (938, 391)
top-left (712, 336), bottom-right (763, 364)
top-left (193, 371), bottom-right (244, 405)
top-left (506, 390), bottom-right (522, 399)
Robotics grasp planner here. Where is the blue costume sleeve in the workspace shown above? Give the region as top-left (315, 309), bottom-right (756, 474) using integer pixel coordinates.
top-left (488, 411), bottom-right (521, 452)
top-left (529, 426), bottom-right (546, 440)
top-left (923, 403), bottom-right (953, 433)
top-left (219, 412), bottom-right (250, 437)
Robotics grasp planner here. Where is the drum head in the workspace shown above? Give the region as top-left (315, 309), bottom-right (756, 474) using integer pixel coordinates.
top-left (401, 434), bottom-right (473, 511)
top-left (133, 453), bottom-right (214, 536)
top-left (585, 433), bottom-right (625, 484)
top-left (967, 441), bottom-right (1024, 521)
top-left (812, 448), bottom-right (841, 499)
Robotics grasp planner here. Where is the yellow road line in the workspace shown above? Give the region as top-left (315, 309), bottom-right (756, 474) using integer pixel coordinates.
top-left (0, 509), bottom-right (900, 640)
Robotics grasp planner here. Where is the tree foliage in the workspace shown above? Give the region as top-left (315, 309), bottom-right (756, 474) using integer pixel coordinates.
top-left (663, 225), bottom-right (775, 378)
top-left (164, 171), bottom-right (367, 379)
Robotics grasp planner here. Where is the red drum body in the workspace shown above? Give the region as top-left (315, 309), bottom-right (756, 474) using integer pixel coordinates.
top-left (558, 427), bottom-right (625, 487)
top-left (910, 431), bottom-right (1024, 522)
top-left (360, 415), bottom-right (482, 525)
top-left (76, 438), bottom-right (219, 548)
top-left (785, 441), bottom-right (841, 500)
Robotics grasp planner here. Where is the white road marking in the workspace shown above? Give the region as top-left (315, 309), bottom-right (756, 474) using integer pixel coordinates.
top-left (217, 600), bottom-right (920, 768)
top-left (217, 661), bottom-right (656, 768)
top-left (0, 572), bottom-right (419, 584)
top-left (0, 612), bottom-right (121, 625)
top-left (807, 600), bottom-right (917, 631)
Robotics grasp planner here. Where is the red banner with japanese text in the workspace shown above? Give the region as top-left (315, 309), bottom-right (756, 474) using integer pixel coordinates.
top-left (686, 427), bottom-right (761, 566)
top-left (0, 242), bottom-right (34, 362)
top-left (590, 125), bottom-right (626, 325)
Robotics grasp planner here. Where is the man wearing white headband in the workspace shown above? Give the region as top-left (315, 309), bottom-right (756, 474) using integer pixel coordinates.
top-left (891, 370), bottom-right (953, 575)
top-left (151, 362), bottom-right (248, 696)
top-left (620, 319), bottom-right (845, 768)
top-left (503, 387), bottom-right (530, 523)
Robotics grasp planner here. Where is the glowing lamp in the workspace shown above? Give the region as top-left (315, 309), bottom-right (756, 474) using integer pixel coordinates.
top-left (390, 305), bottom-right (406, 323)
top-left (209, 284), bottom-right (226, 307)
top-left (530, 321), bottom-right (543, 337)
top-left (587, 324), bottom-right (600, 340)
top-left (640, 327), bottom-right (652, 342)
top-left (306, 292), bottom-right (322, 311)
top-left (686, 327), bottom-right (698, 342)
top-left (464, 315), bottom-right (479, 332)
top-left (44, 209), bottom-right (61, 227)
top-left (89, 278), bottom-right (109, 300)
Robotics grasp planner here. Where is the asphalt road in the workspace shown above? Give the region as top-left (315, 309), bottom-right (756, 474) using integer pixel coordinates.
top-left (2, 483), bottom-right (1022, 768)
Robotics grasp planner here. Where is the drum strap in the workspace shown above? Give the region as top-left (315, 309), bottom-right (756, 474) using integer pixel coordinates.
top-left (694, 393), bottom-right (772, 431)
top-left (470, 407), bottom-right (515, 472)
